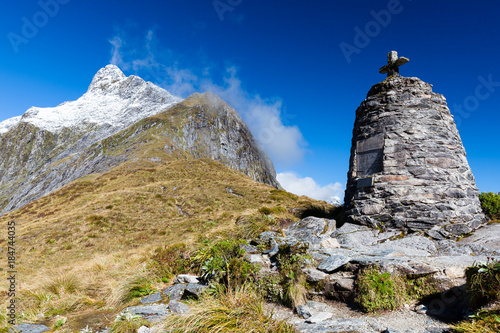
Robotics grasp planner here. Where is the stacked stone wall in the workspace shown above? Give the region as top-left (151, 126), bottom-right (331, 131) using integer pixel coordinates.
top-left (344, 76), bottom-right (485, 238)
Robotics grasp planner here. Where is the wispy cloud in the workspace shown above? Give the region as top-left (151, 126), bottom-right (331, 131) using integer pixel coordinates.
top-left (108, 27), bottom-right (307, 166)
top-left (200, 67), bottom-right (307, 165)
top-left (109, 36), bottom-right (128, 70)
top-left (277, 172), bottom-right (344, 204)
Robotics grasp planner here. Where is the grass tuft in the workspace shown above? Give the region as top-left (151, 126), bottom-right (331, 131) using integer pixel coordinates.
top-left (160, 284), bottom-right (294, 333)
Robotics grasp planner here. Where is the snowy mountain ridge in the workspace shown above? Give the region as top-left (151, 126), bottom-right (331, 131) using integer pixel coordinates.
top-left (0, 65), bottom-right (182, 135)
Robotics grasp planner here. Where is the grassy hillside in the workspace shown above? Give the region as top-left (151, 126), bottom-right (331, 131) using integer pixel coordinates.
top-left (0, 157), bottom-right (335, 331)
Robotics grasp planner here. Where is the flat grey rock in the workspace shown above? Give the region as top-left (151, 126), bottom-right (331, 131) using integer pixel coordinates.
top-left (296, 318), bottom-right (368, 333)
top-left (163, 283), bottom-right (186, 301)
top-left (305, 311), bottom-right (333, 323)
top-left (125, 304), bottom-right (169, 322)
top-left (305, 301), bottom-right (335, 313)
top-left (285, 217), bottom-right (336, 249)
top-left (331, 223), bottom-right (379, 248)
top-left (373, 235), bottom-right (438, 257)
top-left (458, 223), bottom-right (500, 252)
top-left (141, 291), bottom-right (162, 304)
top-left (174, 274), bottom-right (199, 284)
top-left (12, 324), bottom-right (50, 333)
top-left (296, 304), bottom-right (312, 319)
top-left (317, 255), bottom-right (350, 273)
top-left (168, 300), bottom-right (191, 314)
top-left (302, 268), bottom-right (328, 282)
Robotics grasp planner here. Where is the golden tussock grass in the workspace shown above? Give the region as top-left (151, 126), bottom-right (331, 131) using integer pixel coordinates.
top-left (0, 158), bottom-right (334, 331)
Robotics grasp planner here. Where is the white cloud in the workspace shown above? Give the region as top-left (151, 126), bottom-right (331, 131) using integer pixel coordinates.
top-left (277, 172), bottom-right (344, 204)
top-left (107, 28), bottom-right (308, 167)
top-left (200, 67), bottom-right (307, 166)
top-left (109, 36), bottom-right (128, 70)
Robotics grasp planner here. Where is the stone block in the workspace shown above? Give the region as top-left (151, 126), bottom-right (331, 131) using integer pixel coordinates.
top-left (317, 255), bottom-right (350, 273)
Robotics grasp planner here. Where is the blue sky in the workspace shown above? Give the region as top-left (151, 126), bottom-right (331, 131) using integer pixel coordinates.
top-left (1, 0), bottom-right (499, 201)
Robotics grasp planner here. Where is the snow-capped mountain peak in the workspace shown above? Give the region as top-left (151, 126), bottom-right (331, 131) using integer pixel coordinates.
top-left (0, 65), bottom-right (182, 135)
top-left (87, 64), bottom-right (127, 92)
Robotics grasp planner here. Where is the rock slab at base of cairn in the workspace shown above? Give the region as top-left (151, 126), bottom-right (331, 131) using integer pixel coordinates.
top-left (344, 51), bottom-right (485, 238)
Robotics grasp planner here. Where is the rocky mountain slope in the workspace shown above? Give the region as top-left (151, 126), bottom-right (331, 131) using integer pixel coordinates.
top-left (0, 65), bottom-right (279, 214)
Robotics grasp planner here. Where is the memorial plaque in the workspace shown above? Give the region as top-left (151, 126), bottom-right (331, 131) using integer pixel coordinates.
top-left (356, 134), bottom-right (384, 153)
top-left (357, 177), bottom-right (374, 188)
top-left (356, 135), bottom-right (384, 177)
top-left (357, 150), bottom-right (383, 177)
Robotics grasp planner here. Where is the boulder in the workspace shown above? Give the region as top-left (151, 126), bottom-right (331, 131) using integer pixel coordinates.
top-left (296, 305), bottom-right (312, 319)
top-left (168, 300), bottom-right (191, 314)
top-left (183, 283), bottom-right (208, 298)
top-left (163, 284), bottom-right (187, 301)
top-left (302, 268), bottom-right (328, 283)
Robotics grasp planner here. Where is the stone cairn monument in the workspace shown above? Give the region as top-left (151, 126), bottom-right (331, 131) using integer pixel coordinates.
top-left (344, 51), bottom-right (485, 239)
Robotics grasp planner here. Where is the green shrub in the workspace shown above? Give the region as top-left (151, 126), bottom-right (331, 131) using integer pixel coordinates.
top-left (275, 243), bottom-right (309, 308)
top-left (191, 239), bottom-right (257, 288)
top-left (150, 243), bottom-right (191, 281)
top-left (256, 274), bottom-right (283, 303)
top-left (405, 275), bottom-right (437, 299)
top-left (479, 192), bottom-right (500, 220)
top-left (355, 267), bottom-right (407, 312)
top-left (258, 206), bottom-right (273, 215)
top-left (466, 259), bottom-right (500, 309)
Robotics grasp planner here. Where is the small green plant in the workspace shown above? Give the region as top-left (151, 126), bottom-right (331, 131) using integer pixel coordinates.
top-left (54, 316), bottom-right (67, 328)
top-left (355, 267), bottom-right (407, 312)
top-left (111, 311), bottom-right (148, 333)
top-left (123, 278), bottom-right (157, 303)
top-left (466, 259), bottom-right (500, 309)
top-left (479, 192), bottom-right (500, 220)
top-left (453, 308), bottom-right (500, 332)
